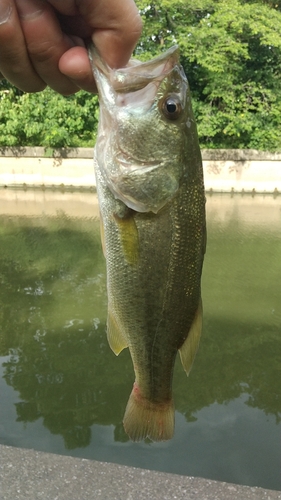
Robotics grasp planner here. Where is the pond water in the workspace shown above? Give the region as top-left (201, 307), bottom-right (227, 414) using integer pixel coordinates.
top-left (0, 190), bottom-right (280, 491)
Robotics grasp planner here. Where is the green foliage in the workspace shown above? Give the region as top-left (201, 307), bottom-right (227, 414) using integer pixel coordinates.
top-left (0, 86), bottom-right (99, 148)
top-left (135, 0), bottom-right (281, 150)
top-left (1, 0), bottom-right (281, 149)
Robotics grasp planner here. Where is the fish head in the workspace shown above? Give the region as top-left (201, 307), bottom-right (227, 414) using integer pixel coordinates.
top-left (90, 45), bottom-right (199, 214)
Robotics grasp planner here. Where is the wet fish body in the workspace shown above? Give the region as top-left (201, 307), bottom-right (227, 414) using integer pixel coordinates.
top-left (89, 45), bottom-right (206, 441)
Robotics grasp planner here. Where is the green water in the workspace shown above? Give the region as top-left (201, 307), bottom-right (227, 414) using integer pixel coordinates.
top-left (0, 192), bottom-right (280, 490)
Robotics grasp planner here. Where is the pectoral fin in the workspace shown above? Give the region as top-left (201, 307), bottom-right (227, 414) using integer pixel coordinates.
top-left (114, 211), bottom-right (139, 266)
top-left (179, 298), bottom-right (203, 376)
top-left (107, 308), bottom-right (128, 355)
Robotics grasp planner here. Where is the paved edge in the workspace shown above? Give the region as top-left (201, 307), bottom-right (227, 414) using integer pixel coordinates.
top-left (0, 444), bottom-right (280, 500)
top-left (0, 147), bottom-right (281, 161)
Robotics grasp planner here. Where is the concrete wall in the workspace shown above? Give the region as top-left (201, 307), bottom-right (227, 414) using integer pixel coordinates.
top-left (0, 147), bottom-right (95, 189)
top-left (202, 149), bottom-right (281, 193)
top-left (0, 147), bottom-right (280, 192)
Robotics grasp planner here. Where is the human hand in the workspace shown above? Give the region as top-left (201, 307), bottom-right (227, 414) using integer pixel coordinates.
top-left (0, 0), bottom-right (142, 94)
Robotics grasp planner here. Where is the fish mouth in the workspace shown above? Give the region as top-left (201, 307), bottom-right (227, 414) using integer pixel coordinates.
top-left (89, 44), bottom-right (180, 94)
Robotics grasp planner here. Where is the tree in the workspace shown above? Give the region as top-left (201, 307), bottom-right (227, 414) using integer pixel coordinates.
top-left (0, 86), bottom-right (99, 149)
top-left (135, 0), bottom-right (281, 150)
top-left (0, 0), bottom-right (281, 150)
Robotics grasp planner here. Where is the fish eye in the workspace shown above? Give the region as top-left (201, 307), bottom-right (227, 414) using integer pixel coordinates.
top-left (161, 94), bottom-right (182, 120)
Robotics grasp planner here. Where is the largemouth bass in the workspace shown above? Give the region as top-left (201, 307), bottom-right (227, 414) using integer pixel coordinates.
top-left (89, 45), bottom-right (206, 442)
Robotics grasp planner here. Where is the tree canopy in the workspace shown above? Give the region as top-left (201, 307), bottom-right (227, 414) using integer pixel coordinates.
top-left (136, 0), bottom-right (281, 150)
top-left (1, 0), bottom-right (281, 150)
top-left (0, 85), bottom-right (99, 149)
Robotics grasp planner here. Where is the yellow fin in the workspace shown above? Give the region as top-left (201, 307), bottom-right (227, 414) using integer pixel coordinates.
top-left (179, 298), bottom-right (203, 376)
top-left (114, 212), bottom-right (139, 265)
top-left (123, 383), bottom-right (175, 442)
top-left (107, 309), bottom-right (128, 355)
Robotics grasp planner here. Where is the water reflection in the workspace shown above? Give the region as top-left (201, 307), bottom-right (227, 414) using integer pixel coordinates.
top-left (0, 192), bottom-right (280, 489)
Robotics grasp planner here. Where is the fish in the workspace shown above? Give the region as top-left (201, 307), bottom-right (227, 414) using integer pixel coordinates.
top-left (89, 44), bottom-right (206, 442)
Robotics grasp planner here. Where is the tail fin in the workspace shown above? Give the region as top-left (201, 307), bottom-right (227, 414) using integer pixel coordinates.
top-left (123, 385), bottom-right (175, 442)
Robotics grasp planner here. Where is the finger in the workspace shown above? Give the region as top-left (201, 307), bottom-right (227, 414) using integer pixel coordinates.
top-left (46, 0), bottom-right (78, 17)
top-left (55, 13), bottom-right (92, 39)
top-left (81, 0), bottom-right (143, 69)
top-left (49, 0), bottom-right (142, 69)
top-left (0, 0), bottom-right (45, 91)
top-left (58, 46), bottom-right (97, 93)
top-left (14, 0), bottom-right (79, 95)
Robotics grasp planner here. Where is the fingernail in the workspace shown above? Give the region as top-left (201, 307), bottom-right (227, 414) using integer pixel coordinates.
top-left (15, 0), bottom-right (44, 20)
top-left (0, 2), bottom-right (12, 25)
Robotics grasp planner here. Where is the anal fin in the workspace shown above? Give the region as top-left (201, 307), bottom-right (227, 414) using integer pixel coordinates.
top-left (107, 308), bottom-right (128, 355)
top-left (179, 298), bottom-right (203, 376)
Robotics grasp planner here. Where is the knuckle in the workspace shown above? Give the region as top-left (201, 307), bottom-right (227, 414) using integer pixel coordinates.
top-left (133, 13), bottom-right (143, 37)
top-left (27, 40), bottom-right (58, 64)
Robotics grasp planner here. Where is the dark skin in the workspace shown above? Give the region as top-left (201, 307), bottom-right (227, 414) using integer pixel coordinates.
top-left (0, 0), bottom-right (142, 94)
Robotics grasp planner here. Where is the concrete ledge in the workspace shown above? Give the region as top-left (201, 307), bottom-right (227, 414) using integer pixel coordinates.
top-left (1, 147), bottom-right (281, 161)
top-left (0, 147), bottom-right (96, 189)
top-left (0, 148), bottom-right (281, 193)
top-left (201, 149), bottom-right (281, 161)
top-left (1, 445), bottom-right (280, 500)
top-left (0, 147), bottom-right (94, 159)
